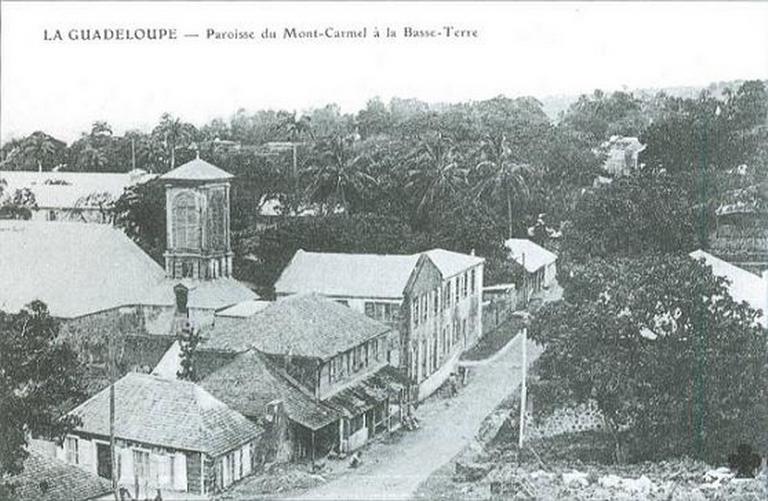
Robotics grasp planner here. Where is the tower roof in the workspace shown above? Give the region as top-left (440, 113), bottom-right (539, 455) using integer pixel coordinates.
top-left (160, 157), bottom-right (233, 182)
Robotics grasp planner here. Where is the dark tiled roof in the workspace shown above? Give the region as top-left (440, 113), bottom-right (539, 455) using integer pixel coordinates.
top-left (9, 451), bottom-right (112, 501)
top-left (203, 293), bottom-right (392, 360)
top-left (159, 158), bottom-right (233, 181)
top-left (201, 350), bottom-right (342, 430)
top-left (69, 372), bottom-right (263, 457)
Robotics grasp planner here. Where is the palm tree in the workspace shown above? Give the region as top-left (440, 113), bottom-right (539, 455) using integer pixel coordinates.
top-left (152, 113), bottom-right (197, 170)
top-left (303, 135), bottom-right (376, 214)
top-left (22, 132), bottom-right (58, 171)
top-left (277, 111), bottom-right (314, 182)
top-left (404, 132), bottom-right (469, 220)
top-left (473, 134), bottom-right (532, 239)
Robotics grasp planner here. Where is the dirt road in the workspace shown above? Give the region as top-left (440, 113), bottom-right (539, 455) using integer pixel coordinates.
top-left (291, 332), bottom-right (542, 500)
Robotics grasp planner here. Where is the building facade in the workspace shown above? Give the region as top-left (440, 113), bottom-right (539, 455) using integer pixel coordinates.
top-left (274, 249), bottom-right (485, 400)
top-left (60, 373), bottom-right (263, 496)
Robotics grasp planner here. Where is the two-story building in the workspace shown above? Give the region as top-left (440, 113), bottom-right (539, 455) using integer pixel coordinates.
top-left (274, 248), bottom-right (485, 400)
top-left (193, 293), bottom-right (409, 462)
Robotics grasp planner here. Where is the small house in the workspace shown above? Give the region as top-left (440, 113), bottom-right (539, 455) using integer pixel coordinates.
top-left (60, 373), bottom-right (263, 496)
top-left (504, 239), bottom-right (558, 302)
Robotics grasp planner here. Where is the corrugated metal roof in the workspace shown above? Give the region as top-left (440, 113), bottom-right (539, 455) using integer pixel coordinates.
top-left (274, 248), bottom-right (484, 299)
top-left (504, 238), bottom-right (558, 273)
top-left (0, 221), bottom-right (174, 317)
top-left (70, 372), bottom-right (263, 457)
top-left (202, 293), bottom-right (391, 360)
top-left (0, 169), bottom-right (156, 209)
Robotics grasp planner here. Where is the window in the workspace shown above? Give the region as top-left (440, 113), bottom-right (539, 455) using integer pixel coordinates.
top-left (422, 295), bottom-right (428, 322)
top-left (365, 302), bottom-right (375, 317)
top-left (133, 450), bottom-right (150, 482)
top-left (48, 210), bottom-right (58, 221)
top-left (455, 277), bottom-right (460, 303)
top-left (470, 269), bottom-right (476, 293)
top-left (444, 283), bottom-right (451, 309)
top-left (433, 289), bottom-right (439, 314)
top-left (412, 298), bottom-right (419, 327)
top-left (172, 192), bottom-right (200, 250)
top-left (463, 272), bottom-right (468, 297)
top-left (335, 299), bottom-right (349, 307)
top-left (65, 437), bottom-right (78, 464)
top-left (372, 338), bottom-right (379, 360)
top-left (383, 303), bottom-right (392, 322)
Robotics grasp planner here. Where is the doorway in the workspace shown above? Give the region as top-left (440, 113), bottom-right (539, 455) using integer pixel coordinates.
top-left (96, 443), bottom-right (112, 479)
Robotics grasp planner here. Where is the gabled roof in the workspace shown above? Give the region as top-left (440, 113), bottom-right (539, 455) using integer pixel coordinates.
top-left (8, 451), bottom-right (112, 501)
top-left (690, 250), bottom-right (767, 326)
top-left (175, 278), bottom-right (259, 310)
top-left (159, 158), bottom-right (233, 182)
top-left (0, 221), bottom-right (174, 318)
top-left (216, 299), bottom-right (272, 318)
top-left (0, 169), bottom-right (155, 210)
top-left (201, 350), bottom-right (342, 430)
top-left (70, 372), bottom-right (262, 457)
top-left (274, 248), bottom-right (484, 299)
top-left (202, 293), bottom-right (391, 359)
top-left (504, 238), bottom-right (558, 273)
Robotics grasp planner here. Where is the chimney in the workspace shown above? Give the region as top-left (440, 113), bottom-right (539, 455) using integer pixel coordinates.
top-left (470, 248), bottom-right (475, 256)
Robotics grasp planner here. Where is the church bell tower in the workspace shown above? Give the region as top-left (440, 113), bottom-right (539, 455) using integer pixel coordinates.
top-left (160, 155), bottom-right (234, 280)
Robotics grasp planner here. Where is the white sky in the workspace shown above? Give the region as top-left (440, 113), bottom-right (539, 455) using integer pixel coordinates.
top-left (2, 1), bottom-right (767, 143)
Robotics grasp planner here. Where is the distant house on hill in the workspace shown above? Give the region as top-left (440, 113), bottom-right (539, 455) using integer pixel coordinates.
top-left (0, 169), bottom-right (156, 223)
top-left (504, 238), bottom-right (558, 303)
top-left (274, 248), bottom-right (484, 400)
top-left (60, 372), bottom-right (263, 496)
top-left (600, 136), bottom-right (646, 177)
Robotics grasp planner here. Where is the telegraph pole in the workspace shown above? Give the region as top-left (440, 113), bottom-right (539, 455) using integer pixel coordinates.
top-left (108, 333), bottom-right (119, 501)
top-left (518, 327), bottom-right (527, 450)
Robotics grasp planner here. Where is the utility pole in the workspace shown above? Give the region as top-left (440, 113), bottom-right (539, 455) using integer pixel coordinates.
top-left (108, 333), bottom-right (119, 501)
top-left (131, 137), bottom-right (136, 171)
top-left (518, 327), bottom-right (527, 450)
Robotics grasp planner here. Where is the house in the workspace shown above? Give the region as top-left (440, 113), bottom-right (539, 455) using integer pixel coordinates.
top-left (0, 169), bottom-right (156, 223)
top-left (3, 451), bottom-right (112, 501)
top-left (60, 372), bottom-right (263, 496)
top-left (600, 136), bottom-right (646, 177)
top-left (689, 249), bottom-right (767, 327)
top-left (193, 293), bottom-right (410, 461)
top-left (504, 238), bottom-right (558, 302)
top-left (274, 248), bottom-right (485, 400)
top-left (0, 157), bottom-right (256, 393)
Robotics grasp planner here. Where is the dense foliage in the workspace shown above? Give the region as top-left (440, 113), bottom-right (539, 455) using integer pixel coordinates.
top-left (530, 256), bottom-right (768, 464)
top-left (0, 302), bottom-right (84, 489)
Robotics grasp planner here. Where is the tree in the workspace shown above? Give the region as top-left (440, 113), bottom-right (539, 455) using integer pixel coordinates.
top-left (529, 256), bottom-right (768, 463)
top-left (561, 171), bottom-right (699, 264)
top-left (176, 324), bottom-right (201, 382)
top-left (303, 135), bottom-right (377, 214)
top-left (152, 113), bottom-right (198, 171)
top-left (0, 132), bottom-right (67, 171)
top-left (472, 135), bottom-right (533, 238)
top-left (404, 132), bottom-right (469, 224)
top-left (561, 90), bottom-right (649, 145)
top-left (0, 301), bottom-right (84, 483)
top-left (114, 179), bottom-right (166, 263)
top-left (0, 188), bottom-right (37, 220)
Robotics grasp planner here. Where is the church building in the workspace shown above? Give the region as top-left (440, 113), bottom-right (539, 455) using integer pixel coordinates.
top-left (0, 157), bottom-right (256, 392)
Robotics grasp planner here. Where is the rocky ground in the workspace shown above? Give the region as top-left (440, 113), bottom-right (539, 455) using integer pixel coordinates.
top-left (414, 401), bottom-right (768, 501)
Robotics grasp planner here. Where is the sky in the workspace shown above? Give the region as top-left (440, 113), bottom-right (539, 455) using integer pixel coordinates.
top-left (2, 1), bottom-right (767, 144)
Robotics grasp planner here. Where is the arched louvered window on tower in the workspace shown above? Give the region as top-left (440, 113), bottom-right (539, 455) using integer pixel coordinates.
top-left (172, 192), bottom-right (200, 250)
top-left (207, 189), bottom-right (226, 250)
